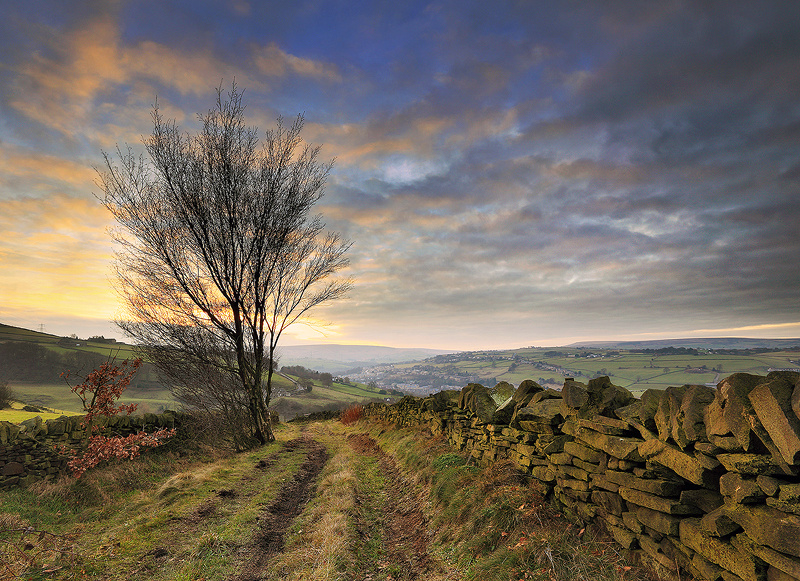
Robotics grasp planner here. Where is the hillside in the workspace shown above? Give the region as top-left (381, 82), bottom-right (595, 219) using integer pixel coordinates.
top-left (270, 373), bottom-right (397, 421)
top-left (5, 320), bottom-right (800, 411)
top-left (567, 337), bottom-right (800, 350)
top-left (367, 344), bottom-right (800, 397)
top-left (0, 323), bottom-right (170, 414)
top-left (276, 343), bottom-right (454, 374)
top-left (0, 323), bottom-right (396, 422)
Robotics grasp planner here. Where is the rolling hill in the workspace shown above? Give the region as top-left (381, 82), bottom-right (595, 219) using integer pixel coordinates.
top-left (275, 343), bottom-right (454, 373)
top-left (567, 337), bottom-right (800, 350)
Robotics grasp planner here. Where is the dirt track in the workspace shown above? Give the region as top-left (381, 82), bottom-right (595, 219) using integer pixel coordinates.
top-left (157, 430), bottom-right (437, 580)
top-left (348, 433), bottom-right (438, 581)
top-left (231, 436), bottom-right (329, 581)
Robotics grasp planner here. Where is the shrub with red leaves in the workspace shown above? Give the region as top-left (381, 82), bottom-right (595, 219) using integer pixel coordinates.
top-left (340, 404), bottom-right (363, 425)
top-left (63, 358), bottom-right (142, 420)
top-left (61, 357), bottom-right (175, 478)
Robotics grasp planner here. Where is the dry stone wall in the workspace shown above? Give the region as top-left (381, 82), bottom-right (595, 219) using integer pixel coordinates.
top-left (0, 411), bottom-right (184, 489)
top-left (363, 372), bottom-right (800, 581)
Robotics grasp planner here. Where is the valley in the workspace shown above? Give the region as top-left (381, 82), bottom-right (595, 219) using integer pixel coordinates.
top-left (2, 323), bottom-right (799, 421)
top-left (353, 344), bottom-right (800, 397)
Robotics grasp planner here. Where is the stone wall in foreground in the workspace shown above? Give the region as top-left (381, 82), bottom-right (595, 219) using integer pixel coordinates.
top-left (0, 411), bottom-right (184, 489)
top-left (363, 372), bottom-right (800, 581)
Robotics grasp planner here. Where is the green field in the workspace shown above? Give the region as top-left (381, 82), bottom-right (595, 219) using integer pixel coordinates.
top-left (271, 378), bottom-right (393, 421)
top-left (0, 400), bottom-right (74, 423)
top-left (395, 346), bottom-right (800, 397)
top-left (5, 381), bottom-right (175, 413)
top-left (0, 323), bottom-right (391, 424)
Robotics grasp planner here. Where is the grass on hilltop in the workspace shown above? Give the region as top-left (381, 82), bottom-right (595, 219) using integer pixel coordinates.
top-left (0, 400), bottom-right (74, 423)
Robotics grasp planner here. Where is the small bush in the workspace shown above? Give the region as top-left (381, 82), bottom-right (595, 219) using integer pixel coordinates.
top-left (340, 404), bottom-right (363, 425)
top-left (0, 380), bottom-right (13, 409)
top-left (62, 358), bottom-right (175, 477)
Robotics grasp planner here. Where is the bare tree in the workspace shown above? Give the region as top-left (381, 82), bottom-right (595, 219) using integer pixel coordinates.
top-left (99, 84), bottom-right (352, 446)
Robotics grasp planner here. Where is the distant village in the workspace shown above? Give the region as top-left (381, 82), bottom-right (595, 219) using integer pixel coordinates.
top-left (347, 351), bottom-right (586, 395)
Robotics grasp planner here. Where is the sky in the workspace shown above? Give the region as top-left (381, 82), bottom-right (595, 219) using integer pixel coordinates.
top-left (1, 1), bottom-right (799, 351)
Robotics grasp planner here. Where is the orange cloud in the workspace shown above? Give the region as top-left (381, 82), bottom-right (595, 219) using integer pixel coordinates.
top-left (304, 114), bottom-right (455, 163)
top-left (0, 195), bottom-right (118, 323)
top-left (253, 42), bottom-right (342, 82)
top-left (9, 16), bottom-right (124, 135)
top-left (124, 40), bottom-right (248, 96)
top-left (0, 144), bottom-right (96, 192)
top-left (303, 106), bottom-right (519, 176)
top-left (8, 14), bottom-right (331, 141)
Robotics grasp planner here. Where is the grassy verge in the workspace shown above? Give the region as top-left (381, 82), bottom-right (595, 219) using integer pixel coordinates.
top-left (363, 420), bottom-right (666, 581)
top-left (0, 422), bottom-right (309, 580)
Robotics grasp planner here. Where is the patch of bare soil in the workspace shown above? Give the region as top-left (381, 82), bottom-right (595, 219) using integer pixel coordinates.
top-left (348, 433), bottom-right (439, 581)
top-left (232, 437), bottom-right (329, 581)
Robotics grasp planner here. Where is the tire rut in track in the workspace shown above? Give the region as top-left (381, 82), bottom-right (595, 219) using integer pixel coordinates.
top-left (231, 436), bottom-right (329, 581)
top-left (348, 433), bottom-right (438, 581)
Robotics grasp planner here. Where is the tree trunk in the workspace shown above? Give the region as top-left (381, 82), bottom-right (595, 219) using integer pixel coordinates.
top-left (255, 383), bottom-right (274, 443)
top-left (262, 414), bottom-right (275, 442)
top-left (262, 344), bottom-right (276, 443)
top-left (246, 378), bottom-right (271, 446)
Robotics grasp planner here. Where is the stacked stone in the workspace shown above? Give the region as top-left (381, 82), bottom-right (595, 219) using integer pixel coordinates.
top-left (0, 411), bottom-right (183, 489)
top-left (361, 371), bottom-right (800, 581)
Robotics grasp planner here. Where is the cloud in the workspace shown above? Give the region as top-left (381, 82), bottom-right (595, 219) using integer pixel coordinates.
top-left (1, 1), bottom-right (798, 349)
top-left (5, 14), bottom-right (212, 139)
top-left (253, 42), bottom-right (342, 82)
top-left (570, 4), bottom-right (800, 122)
top-left (4, 11), bottom-right (338, 145)
top-left (0, 194), bottom-right (117, 322)
top-left (0, 144), bottom-right (97, 196)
